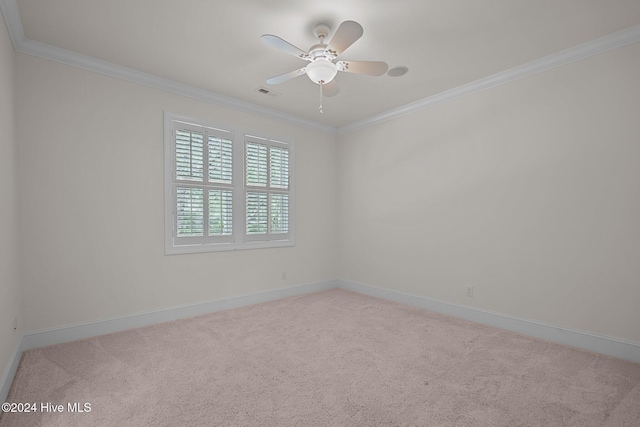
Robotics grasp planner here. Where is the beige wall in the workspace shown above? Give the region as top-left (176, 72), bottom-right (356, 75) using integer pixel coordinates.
top-left (0, 11), bottom-right (21, 379)
top-left (16, 53), bottom-right (338, 332)
top-left (337, 43), bottom-right (640, 342)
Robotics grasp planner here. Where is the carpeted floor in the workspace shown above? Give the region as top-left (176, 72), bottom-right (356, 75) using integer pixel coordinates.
top-left (2, 289), bottom-right (639, 426)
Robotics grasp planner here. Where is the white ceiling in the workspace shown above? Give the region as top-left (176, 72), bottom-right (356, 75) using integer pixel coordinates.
top-left (6, 0), bottom-right (640, 129)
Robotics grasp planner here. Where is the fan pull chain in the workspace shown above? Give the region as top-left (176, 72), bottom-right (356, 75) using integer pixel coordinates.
top-left (319, 83), bottom-right (324, 114)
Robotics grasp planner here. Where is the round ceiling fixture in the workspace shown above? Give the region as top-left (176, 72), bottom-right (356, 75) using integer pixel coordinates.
top-left (387, 66), bottom-right (409, 77)
top-left (305, 58), bottom-right (338, 84)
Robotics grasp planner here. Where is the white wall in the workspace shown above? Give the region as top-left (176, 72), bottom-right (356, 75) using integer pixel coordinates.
top-left (337, 42), bottom-right (640, 343)
top-left (7, 20), bottom-right (640, 353)
top-left (16, 53), bottom-right (337, 332)
top-left (0, 10), bottom-right (21, 381)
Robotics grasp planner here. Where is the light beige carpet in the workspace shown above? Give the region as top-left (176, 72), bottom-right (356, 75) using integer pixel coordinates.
top-left (2, 289), bottom-right (639, 426)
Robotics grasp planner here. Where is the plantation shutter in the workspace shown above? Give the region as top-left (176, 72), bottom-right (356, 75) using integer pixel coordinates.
top-left (164, 113), bottom-right (294, 254)
top-left (205, 128), bottom-right (234, 243)
top-left (245, 137), bottom-right (291, 242)
top-left (208, 189), bottom-right (233, 236)
top-left (270, 193), bottom-right (289, 233)
top-left (208, 135), bottom-right (233, 184)
top-left (176, 187), bottom-right (204, 237)
top-left (246, 142), bottom-right (268, 186)
top-left (246, 192), bottom-right (268, 235)
top-left (175, 129), bottom-right (204, 182)
top-left (270, 147), bottom-right (289, 189)
top-left (172, 121), bottom-right (234, 246)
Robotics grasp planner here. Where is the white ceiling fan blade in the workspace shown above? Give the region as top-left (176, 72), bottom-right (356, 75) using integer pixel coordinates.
top-left (266, 68), bottom-right (307, 85)
top-left (322, 80), bottom-right (339, 97)
top-left (326, 21), bottom-right (363, 57)
top-left (337, 60), bottom-right (389, 76)
top-left (261, 34), bottom-right (310, 60)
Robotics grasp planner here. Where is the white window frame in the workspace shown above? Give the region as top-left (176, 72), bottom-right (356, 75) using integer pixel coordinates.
top-left (164, 112), bottom-right (295, 255)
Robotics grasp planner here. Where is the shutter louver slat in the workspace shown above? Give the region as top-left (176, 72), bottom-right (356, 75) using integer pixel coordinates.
top-left (176, 187), bottom-right (204, 237)
top-left (270, 147), bottom-right (289, 189)
top-left (270, 193), bottom-right (289, 233)
top-left (246, 192), bottom-right (268, 234)
top-left (208, 136), bottom-right (233, 184)
top-left (175, 129), bottom-right (204, 182)
top-left (246, 142), bottom-right (268, 187)
top-left (208, 189), bottom-right (233, 236)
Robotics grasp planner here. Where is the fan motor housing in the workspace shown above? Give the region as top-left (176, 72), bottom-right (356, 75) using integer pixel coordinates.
top-left (309, 43), bottom-right (334, 61)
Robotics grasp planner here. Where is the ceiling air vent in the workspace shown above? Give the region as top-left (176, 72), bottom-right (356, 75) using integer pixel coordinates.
top-left (256, 87), bottom-right (280, 97)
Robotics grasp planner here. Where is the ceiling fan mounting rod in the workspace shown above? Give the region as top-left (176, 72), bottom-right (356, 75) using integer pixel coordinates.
top-left (313, 23), bottom-right (331, 40)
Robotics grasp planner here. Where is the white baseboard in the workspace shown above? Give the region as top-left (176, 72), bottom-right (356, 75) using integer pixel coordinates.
top-left (0, 343), bottom-right (22, 403)
top-left (1, 280), bottom-right (338, 402)
top-left (3, 277), bottom-right (639, 402)
top-left (337, 279), bottom-right (640, 364)
top-left (20, 280), bottom-right (339, 352)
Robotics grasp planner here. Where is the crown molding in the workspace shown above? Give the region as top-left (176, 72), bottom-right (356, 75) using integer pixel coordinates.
top-left (2, 0), bottom-right (639, 135)
top-left (17, 38), bottom-right (337, 135)
top-left (338, 24), bottom-right (640, 134)
top-left (0, 0), bottom-right (335, 135)
top-left (0, 0), bottom-right (23, 48)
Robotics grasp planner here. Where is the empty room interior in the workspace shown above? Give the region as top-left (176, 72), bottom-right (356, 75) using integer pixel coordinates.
top-left (1, 0), bottom-right (640, 425)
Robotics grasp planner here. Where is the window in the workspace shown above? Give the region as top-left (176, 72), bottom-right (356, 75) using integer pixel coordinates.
top-left (164, 113), bottom-right (294, 254)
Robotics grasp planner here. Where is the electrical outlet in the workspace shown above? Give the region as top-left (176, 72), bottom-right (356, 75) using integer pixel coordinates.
top-left (281, 271), bottom-right (287, 280)
top-left (466, 286), bottom-right (474, 297)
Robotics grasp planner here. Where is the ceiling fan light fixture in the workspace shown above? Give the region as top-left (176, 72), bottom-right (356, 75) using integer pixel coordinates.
top-left (306, 59), bottom-right (338, 85)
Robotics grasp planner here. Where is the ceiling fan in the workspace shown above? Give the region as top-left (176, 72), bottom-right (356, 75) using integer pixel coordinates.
top-left (261, 20), bottom-right (388, 112)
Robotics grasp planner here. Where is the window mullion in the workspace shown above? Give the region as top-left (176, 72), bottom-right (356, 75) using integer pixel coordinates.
top-left (266, 146), bottom-right (272, 191)
top-left (235, 133), bottom-right (246, 243)
top-left (265, 146), bottom-right (271, 239)
top-left (203, 130), bottom-right (210, 240)
top-left (267, 192), bottom-right (273, 238)
top-left (203, 186), bottom-right (211, 242)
